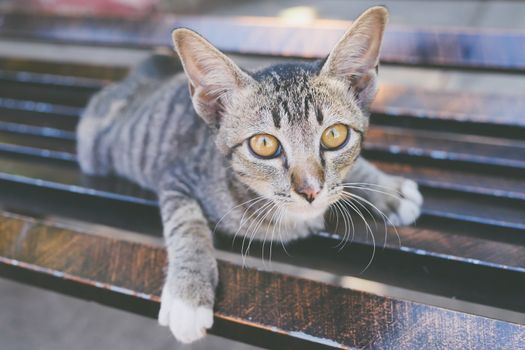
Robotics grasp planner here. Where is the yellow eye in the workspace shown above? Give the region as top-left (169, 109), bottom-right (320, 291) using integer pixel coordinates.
top-left (321, 124), bottom-right (349, 150)
top-left (249, 134), bottom-right (281, 158)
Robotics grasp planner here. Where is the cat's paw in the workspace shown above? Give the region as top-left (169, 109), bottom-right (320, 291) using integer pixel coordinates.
top-left (158, 285), bottom-right (213, 343)
top-left (387, 179), bottom-right (423, 226)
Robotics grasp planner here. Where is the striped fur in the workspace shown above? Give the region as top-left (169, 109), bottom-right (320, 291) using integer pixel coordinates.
top-left (77, 6), bottom-right (422, 343)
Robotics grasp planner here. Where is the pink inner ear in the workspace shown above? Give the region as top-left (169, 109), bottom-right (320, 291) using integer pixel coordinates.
top-left (352, 71), bottom-right (373, 91)
top-left (188, 82), bottom-right (195, 97)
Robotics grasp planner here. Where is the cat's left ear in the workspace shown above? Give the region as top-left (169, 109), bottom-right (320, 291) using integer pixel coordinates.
top-left (320, 6), bottom-right (388, 107)
top-left (172, 28), bottom-right (255, 126)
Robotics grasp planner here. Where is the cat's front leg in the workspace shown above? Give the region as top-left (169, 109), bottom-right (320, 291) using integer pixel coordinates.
top-left (344, 157), bottom-right (423, 225)
top-left (157, 186), bottom-right (218, 343)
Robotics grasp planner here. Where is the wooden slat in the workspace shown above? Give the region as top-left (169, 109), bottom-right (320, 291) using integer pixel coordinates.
top-left (365, 126), bottom-right (525, 170)
top-left (0, 154), bottom-right (524, 275)
top-left (3, 175), bottom-right (525, 318)
top-left (1, 62), bottom-right (524, 139)
top-left (0, 121), bottom-right (75, 139)
top-left (0, 59), bottom-right (521, 262)
top-left (422, 190), bottom-right (525, 230)
top-left (0, 131), bottom-right (76, 161)
top-left (374, 161), bottom-right (525, 201)
top-left (3, 119), bottom-right (522, 201)
top-left (0, 123), bottom-right (525, 229)
top-left (373, 85), bottom-right (525, 129)
top-left (1, 211), bottom-right (524, 349)
top-left (0, 71), bottom-right (98, 106)
top-left (338, 223), bottom-right (525, 274)
top-left (1, 61), bottom-right (524, 134)
top-left (0, 57), bottom-right (127, 80)
top-left (0, 70), bottom-right (104, 89)
top-left (2, 119), bottom-right (523, 179)
top-left (0, 14), bottom-right (523, 349)
top-left (0, 155), bottom-right (156, 205)
top-left (0, 110), bottom-right (522, 229)
top-left (0, 97), bottom-right (82, 117)
top-left (1, 14), bottom-right (525, 73)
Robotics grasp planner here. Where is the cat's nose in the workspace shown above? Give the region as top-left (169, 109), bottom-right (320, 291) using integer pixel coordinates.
top-left (291, 162), bottom-right (324, 203)
top-left (296, 187), bottom-right (320, 203)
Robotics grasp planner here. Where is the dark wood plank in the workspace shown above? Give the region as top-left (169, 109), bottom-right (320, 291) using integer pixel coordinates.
top-left (339, 223), bottom-right (525, 274)
top-left (0, 97), bottom-right (82, 117)
top-left (365, 126), bottom-right (525, 170)
top-left (0, 155), bottom-right (156, 206)
top-left (1, 14), bottom-right (525, 73)
top-left (0, 121), bottom-right (75, 140)
top-left (0, 72), bottom-right (98, 106)
top-left (374, 161), bottom-right (525, 201)
top-left (0, 115), bottom-right (522, 229)
top-left (0, 50), bottom-right (523, 333)
top-left (1, 212), bottom-right (524, 349)
top-left (422, 189), bottom-right (525, 230)
top-left (2, 112), bottom-right (523, 173)
top-left (0, 57), bottom-right (127, 80)
top-left (0, 154), bottom-right (524, 275)
top-left (0, 70), bottom-right (104, 89)
top-left (0, 130), bottom-right (76, 160)
top-left (373, 85), bottom-right (525, 129)
top-left (1, 60), bottom-right (524, 133)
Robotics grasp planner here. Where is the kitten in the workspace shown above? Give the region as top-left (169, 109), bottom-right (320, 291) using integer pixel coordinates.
top-left (77, 6), bottom-right (422, 343)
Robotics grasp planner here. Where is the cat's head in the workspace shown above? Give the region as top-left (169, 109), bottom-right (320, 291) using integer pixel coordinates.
top-left (172, 7), bottom-right (388, 221)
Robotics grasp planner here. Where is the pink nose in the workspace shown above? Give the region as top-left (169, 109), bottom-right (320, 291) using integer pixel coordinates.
top-left (296, 187), bottom-right (320, 203)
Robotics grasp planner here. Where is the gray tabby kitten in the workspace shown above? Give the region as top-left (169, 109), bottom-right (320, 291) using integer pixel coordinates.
top-left (77, 6), bottom-right (422, 344)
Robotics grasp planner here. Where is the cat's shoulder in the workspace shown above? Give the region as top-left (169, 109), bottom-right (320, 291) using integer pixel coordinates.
top-left (128, 53), bottom-right (183, 81)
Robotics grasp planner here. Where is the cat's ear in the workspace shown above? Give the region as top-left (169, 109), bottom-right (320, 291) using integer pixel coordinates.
top-left (320, 6), bottom-right (388, 107)
top-left (172, 28), bottom-right (255, 126)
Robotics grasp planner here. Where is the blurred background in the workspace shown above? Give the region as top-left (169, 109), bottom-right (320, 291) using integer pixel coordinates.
top-left (0, 0), bottom-right (524, 349)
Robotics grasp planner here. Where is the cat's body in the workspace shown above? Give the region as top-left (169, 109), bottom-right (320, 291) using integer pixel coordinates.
top-left (77, 7), bottom-right (422, 344)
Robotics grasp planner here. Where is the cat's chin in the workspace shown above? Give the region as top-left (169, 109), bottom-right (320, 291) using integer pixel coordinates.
top-left (284, 202), bottom-right (328, 221)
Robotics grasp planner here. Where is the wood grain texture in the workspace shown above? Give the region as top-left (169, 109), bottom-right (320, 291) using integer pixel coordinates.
top-left (365, 126), bottom-right (525, 170)
top-left (0, 58), bottom-right (525, 132)
top-left (0, 80), bottom-right (94, 105)
top-left (0, 11), bottom-right (523, 350)
top-left (1, 128), bottom-right (523, 229)
top-left (2, 114), bottom-right (524, 173)
top-left (1, 61), bottom-right (524, 131)
top-left (1, 14), bottom-right (525, 73)
top-left (373, 85), bottom-right (525, 128)
top-left (1, 212), bottom-right (524, 350)
top-left (0, 57), bottom-right (127, 80)
top-left (0, 58), bottom-right (521, 274)
top-left (333, 221), bottom-right (525, 274)
top-left (373, 161), bottom-right (525, 201)
top-left (0, 153), bottom-right (524, 276)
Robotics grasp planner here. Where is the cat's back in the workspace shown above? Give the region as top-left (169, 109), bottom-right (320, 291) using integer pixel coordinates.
top-left (77, 53), bottom-right (212, 189)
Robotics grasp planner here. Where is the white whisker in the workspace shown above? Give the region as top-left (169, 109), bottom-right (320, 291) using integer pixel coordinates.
top-left (339, 197), bottom-right (376, 273)
top-left (213, 195), bottom-right (265, 235)
top-left (236, 200), bottom-right (273, 258)
top-left (243, 202), bottom-right (277, 266)
top-left (342, 192), bottom-right (401, 248)
top-left (261, 202), bottom-right (281, 267)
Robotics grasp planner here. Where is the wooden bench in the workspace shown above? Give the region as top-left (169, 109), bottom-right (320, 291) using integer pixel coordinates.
top-left (0, 11), bottom-right (524, 349)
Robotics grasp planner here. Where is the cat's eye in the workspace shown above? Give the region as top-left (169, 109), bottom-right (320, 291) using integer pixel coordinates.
top-left (321, 124), bottom-right (349, 150)
top-left (249, 134), bottom-right (281, 159)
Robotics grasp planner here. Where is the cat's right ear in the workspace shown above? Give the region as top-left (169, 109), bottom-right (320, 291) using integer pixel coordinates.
top-left (172, 28), bottom-right (255, 126)
top-left (320, 6), bottom-right (388, 108)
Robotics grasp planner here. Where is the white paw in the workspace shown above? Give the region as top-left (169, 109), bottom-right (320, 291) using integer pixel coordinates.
top-left (388, 179), bottom-right (423, 226)
top-left (158, 285), bottom-right (213, 344)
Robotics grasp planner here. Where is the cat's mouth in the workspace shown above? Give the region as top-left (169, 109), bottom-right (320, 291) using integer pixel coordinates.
top-left (283, 197), bottom-right (329, 219)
